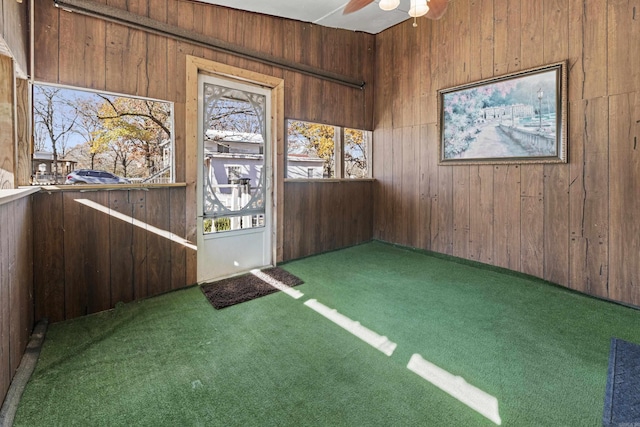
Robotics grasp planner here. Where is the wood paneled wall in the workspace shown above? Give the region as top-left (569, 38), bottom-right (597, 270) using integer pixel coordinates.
top-left (32, 186), bottom-right (190, 323)
top-left (33, 0), bottom-right (374, 134)
top-left (373, 0), bottom-right (640, 307)
top-left (283, 180), bottom-right (373, 261)
top-left (0, 192), bottom-right (34, 405)
top-left (33, 0), bottom-right (375, 280)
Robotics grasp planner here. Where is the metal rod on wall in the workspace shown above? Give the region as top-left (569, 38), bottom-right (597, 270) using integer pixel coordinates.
top-left (53, 0), bottom-right (366, 90)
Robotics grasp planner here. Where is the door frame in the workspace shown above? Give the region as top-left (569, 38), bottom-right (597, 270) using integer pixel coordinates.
top-left (186, 56), bottom-right (285, 282)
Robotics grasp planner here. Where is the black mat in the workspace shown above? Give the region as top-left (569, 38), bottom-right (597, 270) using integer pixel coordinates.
top-left (201, 267), bottom-right (304, 309)
top-left (603, 337), bottom-right (640, 426)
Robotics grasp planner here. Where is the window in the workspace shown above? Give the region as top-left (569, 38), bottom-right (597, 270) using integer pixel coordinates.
top-left (286, 119), bottom-right (370, 179)
top-left (344, 128), bottom-right (370, 179)
top-left (32, 83), bottom-right (174, 185)
top-left (225, 165), bottom-right (242, 183)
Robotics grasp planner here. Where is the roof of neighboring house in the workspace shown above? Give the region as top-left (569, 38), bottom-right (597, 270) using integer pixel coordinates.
top-left (287, 153), bottom-right (324, 163)
top-left (205, 129), bottom-right (264, 144)
top-left (32, 151), bottom-right (78, 163)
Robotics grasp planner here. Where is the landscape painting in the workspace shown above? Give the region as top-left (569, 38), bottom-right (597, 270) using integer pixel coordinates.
top-left (438, 62), bottom-right (567, 164)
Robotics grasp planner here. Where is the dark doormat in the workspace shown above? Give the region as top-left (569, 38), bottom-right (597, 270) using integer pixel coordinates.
top-left (200, 267), bottom-right (304, 309)
top-left (603, 337), bottom-right (640, 426)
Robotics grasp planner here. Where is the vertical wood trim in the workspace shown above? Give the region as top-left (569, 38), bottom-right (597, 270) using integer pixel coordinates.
top-left (169, 187), bottom-right (187, 290)
top-left (62, 191), bottom-right (87, 318)
top-left (0, 55), bottom-right (15, 189)
top-left (274, 82), bottom-right (285, 263)
top-left (145, 188), bottom-right (171, 296)
top-left (15, 78), bottom-right (30, 186)
top-left (493, 165), bottom-right (521, 270)
top-left (608, 92), bottom-right (640, 306)
top-left (84, 191), bottom-right (111, 314)
top-left (542, 0), bottom-right (570, 287)
top-left (130, 189), bottom-right (149, 299)
top-left (33, 191), bottom-right (65, 323)
top-left (0, 202), bottom-right (10, 398)
top-left (108, 190), bottom-right (134, 305)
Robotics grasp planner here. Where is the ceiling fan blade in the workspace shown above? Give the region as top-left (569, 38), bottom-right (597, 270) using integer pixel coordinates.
top-left (425, 0), bottom-right (449, 20)
top-left (343, 0), bottom-right (375, 15)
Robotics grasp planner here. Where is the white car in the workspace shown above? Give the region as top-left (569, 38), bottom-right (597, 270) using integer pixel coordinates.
top-left (65, 169), bottom-right (131, 185)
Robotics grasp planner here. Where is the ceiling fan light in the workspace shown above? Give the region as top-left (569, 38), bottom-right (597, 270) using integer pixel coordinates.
top-left (408, 0), bottom-right (429, 17)
top-left (379, 0), bottom-right (400, 11)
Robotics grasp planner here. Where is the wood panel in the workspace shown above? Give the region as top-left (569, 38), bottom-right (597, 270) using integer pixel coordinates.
top-left (109, 191), bottom-right (135, 305)
top-left (59, 7), bottom-right (87, 88)
top-left (419, 124), bottom-right (438, 250)
top-left (145, 188), bottom-right (171, 296)
top-left (32, 187), bottom-right (189, 323)
top-left (0, 202), bottom-right (9, 400)
top-left (33, 192), bottom-right (65, 322)
top-left (130, 190), bottom-right (149, 300)
top-left (283, 181), bottom-right (373, 261)
top-left (0, 54), bottom-right (14, 189)
top-left (468, 166), bottom-right (494, 264)
top-left (32, 0), bottom-right (375, 290)
top-left (518, 0), bottom-right (545, 279)
top-left (169, 187), bottom-right (187, 290)
top-left (373, 0), bottom-right (640, 308)
top-left (83, 192), bottom-right (111, 314)
top-left (35, 0), bottom-right (374, 129)
top-left (542, 0), bottom-right (570, 287)
top-left (15, 78), bottom-right (29, 186)
top-left (28, 0), bottom-right (640, 310)
top-left (0, 192), bottom-right (34, 405)
top-left (12, 196), bottom-right (33, 378)
top-left (1, 0), bottom-right (28, 75)
top-left (609, 92), bottom-right (640, 307)
top-left (493, 164), bottom-right (521, 270)
top-left (573, 97), bottom-right (609, 296)
top-left (607, 0), bottom-right (640, 96)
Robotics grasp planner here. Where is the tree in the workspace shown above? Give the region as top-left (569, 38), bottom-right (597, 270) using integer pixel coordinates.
top-left (74, 99), bottom-right (109, 169)
top-left (33, 86), bottom-right (79, 182)
top-left (33, 122), bottom-right (48, 152)
top-left (288, 121), bottom-right (336, 178)
top-left (344, 128), bottom-right (368, 178)
top-left (95, 96), bottom-right (171, 178)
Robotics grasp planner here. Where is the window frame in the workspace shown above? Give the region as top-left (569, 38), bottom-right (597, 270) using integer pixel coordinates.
top-left (31, 81), bottom-right (176, 186)
top-left (284, 119), bottom-right (372, 181)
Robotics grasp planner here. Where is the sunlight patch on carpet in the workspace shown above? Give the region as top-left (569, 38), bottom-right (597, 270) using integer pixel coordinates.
top-left (304, 298), bottom-right (397, 356)
top-left (250, 269), bottom-right (304, 299)
top-left (407, 353), bottom-right (502, 425)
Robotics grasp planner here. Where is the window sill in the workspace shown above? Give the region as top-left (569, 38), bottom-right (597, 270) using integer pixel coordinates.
top-left (0, 187), bottom-right (41, 206)
top-left (29, 183), bottom-right (188, 192)
top-left (284, 178), bottom-right (374, 183)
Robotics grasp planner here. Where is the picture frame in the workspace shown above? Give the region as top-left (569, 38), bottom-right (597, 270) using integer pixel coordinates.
top-left (438, 61), bottom-right (568, 165)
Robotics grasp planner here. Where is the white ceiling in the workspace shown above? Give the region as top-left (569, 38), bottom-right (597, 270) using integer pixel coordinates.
top-left (195, 0), bottom-right (414, 34)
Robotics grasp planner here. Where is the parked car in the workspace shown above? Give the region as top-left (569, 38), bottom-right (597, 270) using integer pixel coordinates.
top-left (65, 169), bottom-right (131, 185)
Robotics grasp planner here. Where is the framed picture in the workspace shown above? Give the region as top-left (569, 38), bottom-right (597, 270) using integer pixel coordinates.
top-left (438, 62), bottom-right (567, 164)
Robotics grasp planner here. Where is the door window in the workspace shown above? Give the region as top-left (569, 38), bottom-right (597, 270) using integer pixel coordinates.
top-left (201, 83), bottom-right (267, 233)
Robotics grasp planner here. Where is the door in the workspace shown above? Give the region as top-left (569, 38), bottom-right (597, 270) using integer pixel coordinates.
top-left (197, 74), bottom-right (272, 283)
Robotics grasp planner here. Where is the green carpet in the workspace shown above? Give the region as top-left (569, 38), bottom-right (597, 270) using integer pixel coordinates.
top-left (14, 241), bottom-right (640, 426)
